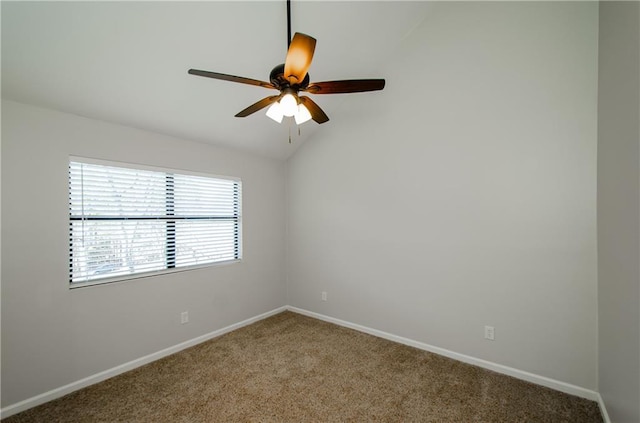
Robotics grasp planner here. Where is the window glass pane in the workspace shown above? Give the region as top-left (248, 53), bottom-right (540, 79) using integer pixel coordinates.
top-left (175, 220), bottom-right (238, 266)
top-left (69, 163), bottom-right (166, 217)
top-left (173, 174), bottom-right (237, 216)
top-left (70, 220), bottom-right (166, 282)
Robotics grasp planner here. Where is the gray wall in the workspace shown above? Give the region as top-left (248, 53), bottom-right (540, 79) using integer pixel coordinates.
top-left (1, 100), bottom-right (287, 407)
top-left (287, 1), bottom-right (599, 390)
top-left (597, 2), bottom-right (640, 422)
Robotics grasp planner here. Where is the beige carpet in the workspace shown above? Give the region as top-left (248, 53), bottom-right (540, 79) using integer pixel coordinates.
top-left (4, 311), bottom-right (602, 422)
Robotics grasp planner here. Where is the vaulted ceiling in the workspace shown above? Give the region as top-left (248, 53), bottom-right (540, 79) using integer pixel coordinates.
top-left (2, 1), bottom-right (433, 160)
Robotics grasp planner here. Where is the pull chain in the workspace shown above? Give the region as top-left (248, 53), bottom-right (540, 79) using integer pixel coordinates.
top-left (287, 118), bottom-right (301, 144)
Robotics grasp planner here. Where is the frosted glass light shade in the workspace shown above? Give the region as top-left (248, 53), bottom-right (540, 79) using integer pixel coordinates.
top-left (280, 93), bottom-right (298, 117)
top-left (294, 104), bottom-right (312, 125)
top-left (266, 102), bottom-right (284, 123)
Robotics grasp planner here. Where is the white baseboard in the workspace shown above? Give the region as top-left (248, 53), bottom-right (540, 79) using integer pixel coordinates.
top-left (287, 306), bottom-right (601, 403)
top-left (596, 393), bottom-right (612, 423)
top-left (0, 306), bottom-right (287, 419)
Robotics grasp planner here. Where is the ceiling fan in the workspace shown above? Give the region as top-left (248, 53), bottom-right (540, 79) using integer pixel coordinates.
top-left (187, 0), bottom-right (385, 125)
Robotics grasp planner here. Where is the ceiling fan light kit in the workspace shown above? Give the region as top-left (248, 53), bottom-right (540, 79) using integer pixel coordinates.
top-left (188, 0), bottom-right (385, 126)
top-left (278, 90), bottom-right (299, 117)
top-left (265, 89), bottom-right (313, 125)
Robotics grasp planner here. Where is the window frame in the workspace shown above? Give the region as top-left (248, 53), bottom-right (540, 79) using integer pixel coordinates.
top-left (68, 156), bottom-right (242, 288)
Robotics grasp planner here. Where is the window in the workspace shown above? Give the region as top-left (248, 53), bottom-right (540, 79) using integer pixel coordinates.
top-left (69, 158), bottom-right (241, 287)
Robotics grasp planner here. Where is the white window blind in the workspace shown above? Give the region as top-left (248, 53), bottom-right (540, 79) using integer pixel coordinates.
top-left (69, 159), bottom-right (241, 286)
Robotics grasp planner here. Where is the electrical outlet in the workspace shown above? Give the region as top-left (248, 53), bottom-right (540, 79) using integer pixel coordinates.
top-left (484, 325), bottom-right (495, 340)
top-left (181, 311), bottom-right (189, 324)
top-left (321, 291), bottom-right (327, 301)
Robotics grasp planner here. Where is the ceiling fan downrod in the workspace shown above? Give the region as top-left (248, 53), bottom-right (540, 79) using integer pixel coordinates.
top-left (287, 0), bottom-right (292, 50)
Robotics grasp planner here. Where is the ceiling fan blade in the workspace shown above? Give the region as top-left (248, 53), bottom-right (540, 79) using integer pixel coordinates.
top-left (299, 96), bottom-right (329, 124)
top-left (284, 33), bottom-right (316, 85)
top-left (235, 95), bottom-right (281, 118)
top-left (304, 79), bottom-right (386, 94)
top-left (188, 69), bottom-right (275, 89)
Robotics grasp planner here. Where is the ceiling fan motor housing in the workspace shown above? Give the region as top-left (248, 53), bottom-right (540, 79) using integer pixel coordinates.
top-left (270, 63), bottom-right (309, 90)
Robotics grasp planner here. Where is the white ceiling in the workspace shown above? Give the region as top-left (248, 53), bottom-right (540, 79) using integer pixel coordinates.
top-left (2, 1), bottom-right (432, 160)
